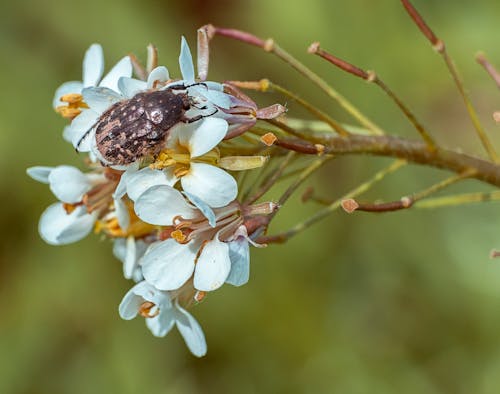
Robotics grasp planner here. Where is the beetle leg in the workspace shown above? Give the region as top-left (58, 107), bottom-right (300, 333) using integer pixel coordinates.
top-left (183, 108), bottom-right (218, 124)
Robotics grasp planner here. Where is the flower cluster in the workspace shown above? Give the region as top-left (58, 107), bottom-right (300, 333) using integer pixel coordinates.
top-left (28, 38), bottom-right (282, 357)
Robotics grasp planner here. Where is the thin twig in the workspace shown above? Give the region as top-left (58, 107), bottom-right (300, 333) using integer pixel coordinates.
top-left (258, 159), bottom-right (406, 244)
top-left (201, 25), bottom-right (384, 135)
top-left (308, 43), bottom-right (437, 150)
top-left (245, 151), bottom-right (296, 205)
top-left (401, 0), bottom-right (499, 162)
top-left (229, 79), bottom-right (349, 136)
top-left (476, 52), bottom-right (500, 89)
top-left (344, 169), bottom-right (476, 213)
top-left (415, 190), bottom-right (500, 208)
top-left (277, 134), bottom-right (500, 188)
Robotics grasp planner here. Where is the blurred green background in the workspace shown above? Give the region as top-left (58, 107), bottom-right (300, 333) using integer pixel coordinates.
top-left (2, 0), bottom-right (500, 393)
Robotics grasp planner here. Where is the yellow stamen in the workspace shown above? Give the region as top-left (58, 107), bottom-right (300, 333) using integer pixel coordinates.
top-left (194, 291), bottom-right (206, 302)
top-left (55, 93), bottom-right (89, 120)
top-left (171, 229), bottom-right (187, 243)
top-left (139, 301), bottom-right (160, 318)
top-left (60, 93), bottom-right (85, 104)
top-left (62, 202), bottom-right (79, 214)
top-left (173, 165), bottom-right (190, 178)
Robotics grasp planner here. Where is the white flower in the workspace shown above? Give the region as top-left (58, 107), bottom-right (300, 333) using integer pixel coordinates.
top-left (119, 281), bottom-right (207, 357)
top-left (38, 203), bottom-right (97, 245)
top-left (133, 184), bottom-right (246, 291)
top-left (53, 43), bottom-right (132, 109)
top-left (151, 118), bottom-right (237, 208)
top-left (27, 165), bottom-right (124, 245)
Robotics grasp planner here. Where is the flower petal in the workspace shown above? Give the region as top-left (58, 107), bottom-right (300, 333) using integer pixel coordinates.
top-left (27, 166), bottom-right (53, 184)
top-left (114, 197), bottom-right (130, 230)
top-left (126, 167), bottom-right (177, 202)
top-left (179, 37), bottom-right (195, 82)
top-left (183, 191), bottom-right (216, 227)
top-left (118, 281), bottom-right (170, 320)
top-left (118, 77), bottom-right (147, 98)
top-left (181, 163), bottom-right (237, 208)
top-left (181, 117), bottom-right (228, 158)
top-left (82, 86), bottom-right (122, 113)
top-left (193, 238), bottom-right (231, 291)
top-left (48, 165), bottom-right (93, 203)
top-left (52, 81), bottom-right (84, 109)
top-left (146, 310), bottom-right (176, 337)
top-left (225, 238), bottom-right (250, 286)
top-left (188, 85), bottom-right (232, 109)
top-left (68, 109), bottom-right (100, 149)
top-left (39, 203), bottom-right (96, 245)
top-left (134, 184), bottom-right (197, 226)
top-left (99, 56), bottom-right (133, 92)
top-left (141, 239), bottom-right (197, 291)
top-left (147, 66), bottom-right (169, 88)
top-left (174, 303), bottom-right (207, 357)
top-left (82, 44), bottom-right (104, 87)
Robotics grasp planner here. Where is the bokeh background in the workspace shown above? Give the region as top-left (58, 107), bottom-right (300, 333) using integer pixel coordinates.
top-left (2, 0), bottom-right (500, 393)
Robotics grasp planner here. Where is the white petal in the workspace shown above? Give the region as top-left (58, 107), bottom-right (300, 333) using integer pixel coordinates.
top-left (181, 163), bottom-right (237, 208)
top-left (39, 203), bottom-right (96, 245)
top-left (179, 37), bottom-right (195, 82)
top-left (134, 185), bottom-right (197, 226)
top-left (174, 304), bottom-right (207, 357)
top-left (181, 117), bottom-right (228, 158)
top-left (113, 238), bottom-right (127, 262)
top-left (118, 283), bottom-right (146, 320)
top-left (123, 236), bottom-right (137, 279)
top-left (100, 56), bottom-right (133, 92)
top-left (147, 66), bottom-right (169, 88)
top-left (188, 85), bottom-right (232, 109)
top-left (52, 81), bottom-right (84, 109)
top-left (82, 44), bottom-right (104, 87)
top-left (76, 129), bottom-right (96, 153)
top-left (62, 125), bottom-right (75, 143)
top-left (118, 281), bottom-right (169, 320)
top-left (126, 167), bottom-right (177, 202)
top-left (118, 77), bottom-right (147, 98)
top-left (146, 310), bottom-right (176, 337)
top-left (204, 81), bottom-right (224, 91)
top-left (115, 197), bottom-right (130, 230)
top-left (193, 238), bottom-right (231, 291)
top-left (113, 163), bottom-right (139, 199)
top-left (114, 238), bottom-right (144, 282)
top-left (68, 109), bottom-right (100, 149)
top-left (48, 165), bottom-right (92, 203)
top-left (26, 166), bottom-right (53, 184)
top-left (183, 192), bottom-right (216, 227)
top-left (141, 239), bottom-right (197, 291)
top-left (82, 87), bottom-right (122, 113)
top-left (225, 238), bottom-right (250, 286)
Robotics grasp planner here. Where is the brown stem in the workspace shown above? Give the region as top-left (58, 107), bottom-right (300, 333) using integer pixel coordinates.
top-left (476, 52), bottom-right (500, 89)
top-left (278, 134), bottom-right (500, 187)
top-left (309, 43), bottom-right (437, 150)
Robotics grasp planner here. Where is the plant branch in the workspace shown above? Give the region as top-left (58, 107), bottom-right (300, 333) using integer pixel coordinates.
top-left (308, 43), bottom-right (437, 150)
top-left (277, 134), bottom-right (500, 188)
top-left (201, 24), bottom-right (384, 135)
top-left (342, 169), bottom-right (475, 213)
top-left (401, 0), bottom-right (499, 163)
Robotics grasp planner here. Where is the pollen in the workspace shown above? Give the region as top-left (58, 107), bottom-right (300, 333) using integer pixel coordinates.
top-left (171, 229), bottom-right (188, 243)
top-left (55, 93), bottom-right (89, 120)
top-left (261, 132), bottom-right (277, 146)
top-left (139, 301), bottom-right (160, 318)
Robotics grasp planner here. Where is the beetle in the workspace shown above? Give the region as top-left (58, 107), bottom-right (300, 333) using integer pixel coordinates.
top-left (80, 84), bottom-right (215, 166)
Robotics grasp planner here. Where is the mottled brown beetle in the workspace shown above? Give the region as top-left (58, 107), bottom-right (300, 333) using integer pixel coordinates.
top-left (80, 84), bottom-right (215, 166)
